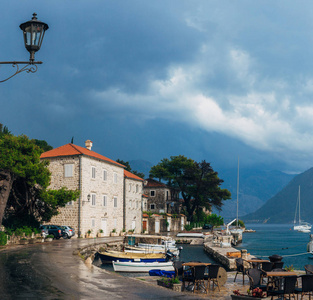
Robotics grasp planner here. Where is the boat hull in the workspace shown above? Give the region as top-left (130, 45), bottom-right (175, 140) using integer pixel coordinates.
top-left (98, 250), bottom-right (166, 264)
top-left (112, 260), bottom-right (175, 272)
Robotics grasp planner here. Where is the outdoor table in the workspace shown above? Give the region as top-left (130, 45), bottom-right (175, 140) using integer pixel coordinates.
top-left (182, 262), bottom-right (211, 293)
top-left (182, 262), bottom-right (211, 267)
top-left (266, 271), bottom-right (298, 291)
top-left (245, 259), bottom-right (269, 268)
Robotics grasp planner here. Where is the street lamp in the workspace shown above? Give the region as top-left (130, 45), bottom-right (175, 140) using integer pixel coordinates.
top-left (0, 13), bottom-right (49, 83)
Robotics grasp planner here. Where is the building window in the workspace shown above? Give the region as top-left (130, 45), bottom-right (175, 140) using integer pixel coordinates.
top-left (129, 200), bottom-right (132, 209)
top-left (64, 164), bottom-right (73, 177)
top-left (91, 218), bottom-right (95, 227)
top-left (91, 194), bottom-right (96, 206)
top-left (129, 183), bottom-right (131, 192)
top-left (113, 172), bottom-right (118, 184)
top-left (113, 218), bottom-right (117, 228)
top-left (114, 196), bottom-right (118, 208)
top-left (103, 195), bottom-right (107, 207)
top-left (136, 185), bottom-right (139, 193)
top-left (65, 201), bottom-right (73, 206)
top-left (91, 166), bottom-right (96, 179)
top-left (103, 169), bottom-right (107, 181)
top-left (150, 190), bottom-right (155, 197)
top-left (150, 204), bottom-right (155, 210)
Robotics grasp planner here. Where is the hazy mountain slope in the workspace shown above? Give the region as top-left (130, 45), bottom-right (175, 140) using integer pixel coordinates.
top-left (243, 167), bottom-right (313, 223)
top-left (217, 168), bottom-right (294, 219)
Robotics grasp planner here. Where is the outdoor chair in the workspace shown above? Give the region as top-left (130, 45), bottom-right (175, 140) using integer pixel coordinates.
top-left (234, 258), bottom-right (246, 284)
top-left (182, 265), bottom-right (194, 291)
top-left (246, 268), bottom-right (267, 292)
top-left (295, 274), bottom-right (313, 300)
top-left (173, 261), bottom-right (184, 280)
top-left (261, 261), bottom-right (273, 283)
top-left (193, 265), bottom-right (207, 294)
top-left (267, 275), bottom-right (297, 300)
top-left (305, 265), bottom-right (313, 275)
top-left (206, 264), bottom-right (220, 291)
top-left (273, 261), bottom-right (284, 270)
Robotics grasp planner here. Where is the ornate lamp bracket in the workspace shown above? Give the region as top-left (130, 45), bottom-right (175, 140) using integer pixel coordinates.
top-left (0, 61), bottom-right (42, 83)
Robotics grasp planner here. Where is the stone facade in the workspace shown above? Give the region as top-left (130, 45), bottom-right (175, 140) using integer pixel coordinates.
top-left (40, 142), bottom-right (141, 238)
top-left (143, 178), bottom-right (179, 214)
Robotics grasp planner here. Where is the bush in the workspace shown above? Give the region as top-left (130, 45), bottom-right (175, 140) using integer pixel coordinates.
top-left (22, 226), bottom-right (33, 237)
top-left (46, 234), bottom-right (54, 239)
top-left (184, 224), bottom-right (193, 231)
top-left (0, 232), bottom-right (7, 246)
top-left (15, 228), bottom-right (24, 237)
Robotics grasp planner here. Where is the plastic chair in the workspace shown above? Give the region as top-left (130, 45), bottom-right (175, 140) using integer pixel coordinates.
top-left (234, 258), bottom-right (246, 284)
top-left (246, 268), bottom-right (267, 291)
top-left (305, 265), bottom-right (313, 275)
top-left (295, 274), bottom-right (313, 300)
top-left (207, 264), bottom-right (220, 291)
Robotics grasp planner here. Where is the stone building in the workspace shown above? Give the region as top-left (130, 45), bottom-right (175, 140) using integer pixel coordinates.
top-left (143, 178), bottom-right (180, 214)
top-left (124, 170), bottom-right (144, 233)
top-left (40, 141), bottom-right (143, 237)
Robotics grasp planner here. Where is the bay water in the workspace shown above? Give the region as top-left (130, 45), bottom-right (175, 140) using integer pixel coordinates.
top-left (236, 223), bottom-right (311, 270)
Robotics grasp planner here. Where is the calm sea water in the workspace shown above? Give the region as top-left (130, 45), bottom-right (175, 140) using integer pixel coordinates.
top-left (236, 223), bottom-right (312, 270)
top-left (99, 224), bottom-right (312, 275)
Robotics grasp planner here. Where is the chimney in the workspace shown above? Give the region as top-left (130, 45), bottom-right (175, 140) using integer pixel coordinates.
top-left (85, 140), bottom-right (93, 150)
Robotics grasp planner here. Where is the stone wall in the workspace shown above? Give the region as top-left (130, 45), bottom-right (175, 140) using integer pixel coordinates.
top-left (43, 155), bottom-right (125, 237)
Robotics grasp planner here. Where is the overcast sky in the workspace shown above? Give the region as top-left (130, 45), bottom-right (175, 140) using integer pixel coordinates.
top-left (2, 1), bottom-right (313, 174)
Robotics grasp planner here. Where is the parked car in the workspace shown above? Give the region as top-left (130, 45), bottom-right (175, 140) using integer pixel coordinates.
top-left (202, 224), bottom-right (212, 230)
top-left (39, 225), bottom-right (65, 239)
top-left (60, 226), bottom-right (75, 239)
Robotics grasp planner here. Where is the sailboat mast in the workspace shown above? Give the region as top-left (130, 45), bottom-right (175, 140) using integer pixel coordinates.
top-left (236, 158), bottom-right (239, 228)
top-left (299, 186), bottom-right (301, 224)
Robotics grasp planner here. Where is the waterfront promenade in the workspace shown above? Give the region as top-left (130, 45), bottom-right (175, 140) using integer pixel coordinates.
top-left (2, 236), bottom-right (302, 299)
top-left (0, 237), bottom-right (200, 299)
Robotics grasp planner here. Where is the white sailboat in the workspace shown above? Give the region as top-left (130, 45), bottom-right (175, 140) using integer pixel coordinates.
top-left (293, 186), bottom-right (311, 233)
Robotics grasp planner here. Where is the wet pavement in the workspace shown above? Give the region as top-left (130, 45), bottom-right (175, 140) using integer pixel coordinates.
top-left (0, 238), bottom-right (199, 299)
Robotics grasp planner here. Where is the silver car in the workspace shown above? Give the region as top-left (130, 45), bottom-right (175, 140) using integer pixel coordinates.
top-left (60, 226), bottom-right (75, 239)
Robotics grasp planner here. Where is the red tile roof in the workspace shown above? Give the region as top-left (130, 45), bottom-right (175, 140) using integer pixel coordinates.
top-left (124, 170), bottom-right (144, 181)
top-left (144, 178), bottom-right (168, 188)
top-left (40, 143), bottom-right (125, 168)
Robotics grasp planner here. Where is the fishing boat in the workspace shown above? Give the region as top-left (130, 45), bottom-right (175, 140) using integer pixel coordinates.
top-left (293, 186), bottom-right (311, 233)
top-left (97, 249), bottom-right (167, 264)
top-left (112, 260), bottom-right (175, 272)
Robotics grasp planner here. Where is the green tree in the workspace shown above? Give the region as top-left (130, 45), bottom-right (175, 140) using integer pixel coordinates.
top-left (0, 134), bottom-right (79, 228)
top-left (116, 159), bottom-right (145, 179)
top-left (205, 213), bottom-right (224, 232)
top-left (33, 139), bottom-right (53, 152)
top-left (150, 155), bottom-right (231, 221)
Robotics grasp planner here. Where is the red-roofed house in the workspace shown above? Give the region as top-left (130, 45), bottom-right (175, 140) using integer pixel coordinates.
top-left (40, 140), bottom-right (143, 237)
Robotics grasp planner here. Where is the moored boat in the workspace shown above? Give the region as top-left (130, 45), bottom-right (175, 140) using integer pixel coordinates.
top-left (112, 260), bottom-right (175, 272)
top-left (97, 250), bottom-right (166, 264)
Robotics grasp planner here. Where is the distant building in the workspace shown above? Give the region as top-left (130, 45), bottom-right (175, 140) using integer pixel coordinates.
top-left (143, 178), bottom-right (180, 214)
top-left (40, 140), bottom-right (143, 237)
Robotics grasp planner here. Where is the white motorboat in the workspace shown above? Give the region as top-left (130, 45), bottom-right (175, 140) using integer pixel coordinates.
top-left (176, 232), bottom-right (204, 238)
top-left (124, 246), bottom-right (180, 256)
top-left (293, 186), bottom-right (311, 233)
top-left (112, 260), bottom-right (175, 272)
